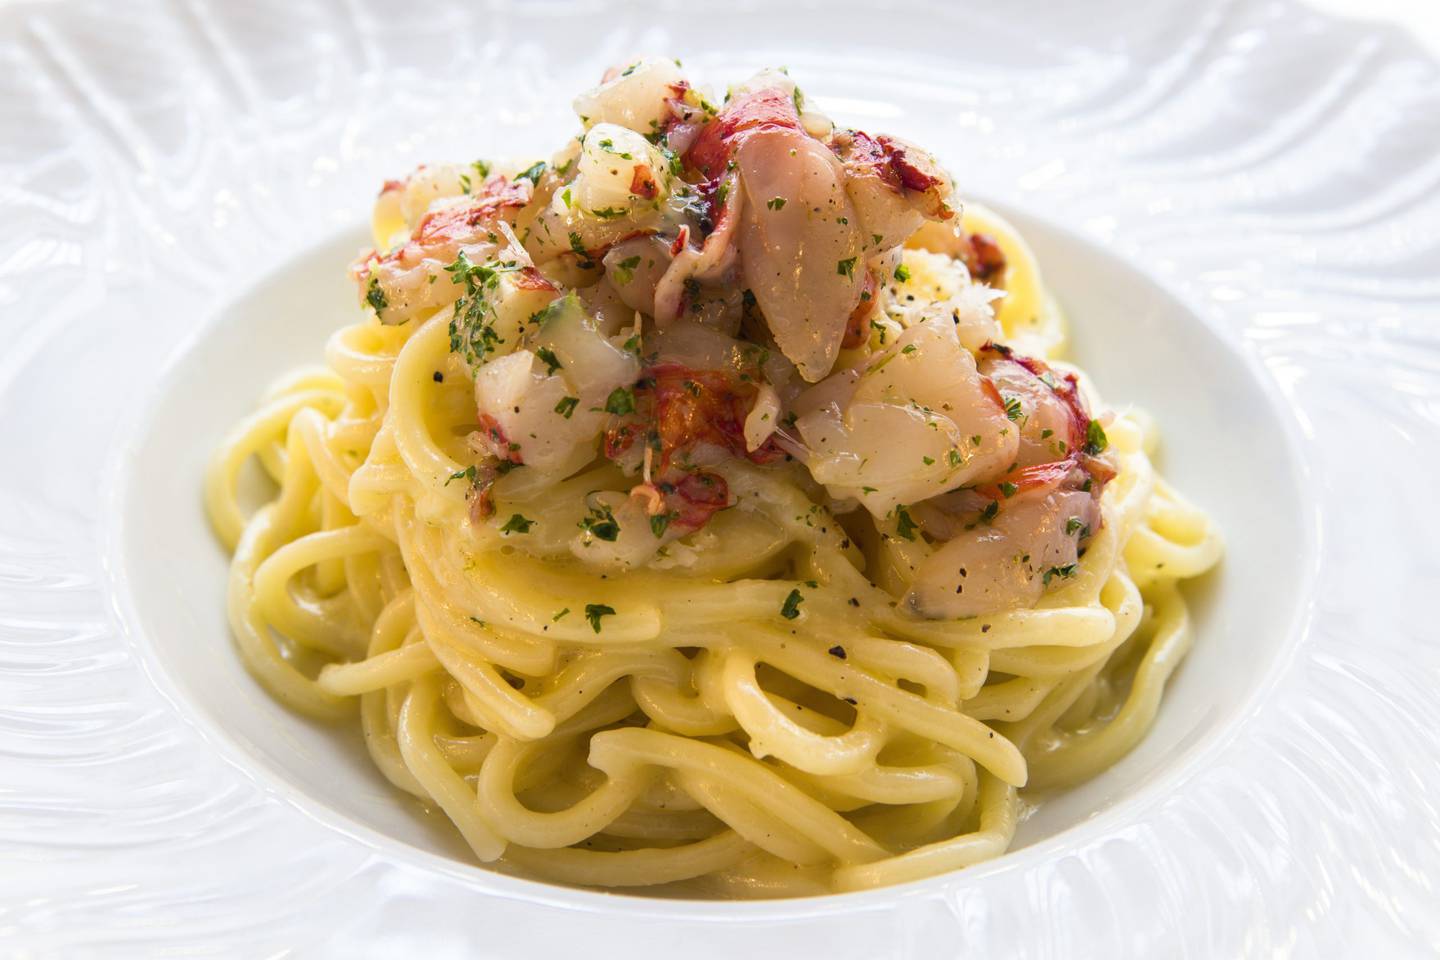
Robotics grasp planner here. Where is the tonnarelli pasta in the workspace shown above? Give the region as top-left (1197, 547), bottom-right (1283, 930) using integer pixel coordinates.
top-left (205, 60), bottom-right (1221, 897)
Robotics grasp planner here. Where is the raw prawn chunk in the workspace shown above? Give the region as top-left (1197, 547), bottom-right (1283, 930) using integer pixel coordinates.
top-left (602, 234), bottom-right (673, 318)
top-left (471, 294), bottom-right (639, 477)
top-left (371, 162), bottom-right (491, 252)
top-left (572, 471), bottom-right (732, 570)
top-left (736, 129), bottom-right (864, 382)
top-left (977, 346), bottom-right (1088, 467)
top-left (685, 83), bottom-right (864, 381)
top-left (792, 317), bottom-right (1017, 514)
top-left (831, 129), bottom-right (955, 252)
top-left (907, 471), bottom-right (1102, 619)
top-left (573, 58), bottom-right (688, 136)
top-left (529, 124), bottom-right (672, 258)
top-left (353, 176), bottom-right (532, 326)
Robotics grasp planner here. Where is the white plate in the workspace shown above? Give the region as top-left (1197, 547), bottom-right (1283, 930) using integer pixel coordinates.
top-left (4, 0), bottom-right (1438, 955)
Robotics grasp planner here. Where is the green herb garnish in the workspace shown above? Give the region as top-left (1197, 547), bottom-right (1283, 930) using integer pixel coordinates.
top-left (1084, 420), bottom-right (1109, 455)
top-left (584, 603), bottom-right (616, 633)
top-left (895, 505), bottom-right (918, 541)
top-left (604, 386), bottom-right (636, 416)
top-left (500, 513), bottom-right (534, 534)
top-left (535, 346), bottom-right (563, 375)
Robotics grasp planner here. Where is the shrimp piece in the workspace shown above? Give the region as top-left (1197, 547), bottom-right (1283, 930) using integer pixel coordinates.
top-left (682, 83), bottom-right (865, 381)
top-left (572, 470), bottom-right (731, 570)
top-left (573, 57), bottom-right (688, 137)
top-left (907, 475), bottom-right (1102, 619)
top-left (976, 344), bottom-right (1087, 467)
top-left (831, 129), bottom-right (955, 252)
top-left (600, 323), bottom-right (787, 476)
top-left (652, 174), bottom-right (743, 326)
top-left (567, 124), bottom-right (672, 218)
top-left (447, 230), bottom-right (562, 373)
top-left (471, 293), bottom-right (640, 479)
top-left (902, 346), bottom-right (1115, 617)
top-left (352, 175), bottom-right (533, 326)
top-left (792, 317), bottom-right (1018, 514)
top-left (370, 162), bottom-right (493, 253)
top-left (526, 124), bottom-right (674, 263)
top-left (602, 234), bottom-right (673, 318)
top-left (472, 351), bottom-right (593, 475)
top-left (735, 130), bottom-right (864, 381)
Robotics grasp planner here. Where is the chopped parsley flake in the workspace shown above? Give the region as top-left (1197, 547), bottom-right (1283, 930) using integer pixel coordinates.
top-left (499, 513), bottom-right (534, 534)
top-left (1043, 563), bottom-right (1078, 586)
top-left (596, 137), bottom-right (632, 159)
top-left (604, 386), bottom-right (636, 415)
top-left (516, 161), bottom-right (546, 185)
top-left (535, 346), bottom-right (564, 375)
top-left (1084, 420), bottom-right (1109, 455)
top-left (568, 231), bottom-right (595, 268)
top-left (365, 276), bottom-right (388, 316)
top-left (893, 263), bottom-right (912, 283)
top-left (611, 255), bottom-right (642, 286)
top-left (999, 481), bottom-right (1018, 498)
top-left (895, 505), bottom-right (919, 541)
top-left (836, 257), bottom-right (857, 279)
top-left (766, 196), bottom-right (787, 210)
top-left (554, 396), bottom-right (579, 418)
top-left (579, 504), bottom-right (621, 541)
top-left (780, 588), bottom-right (804, 620)
top-left (446, 465), bottom-right (479, 487)
top-left (584, 603), bottom-right (616, 633)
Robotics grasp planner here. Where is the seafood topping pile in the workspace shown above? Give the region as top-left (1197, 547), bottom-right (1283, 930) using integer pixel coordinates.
top-left (350, 60), bottom-right (1115, 618)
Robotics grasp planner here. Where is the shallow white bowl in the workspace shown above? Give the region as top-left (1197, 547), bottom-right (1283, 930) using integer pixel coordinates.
top-left (112, 202), bottom-right (1314, 912)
